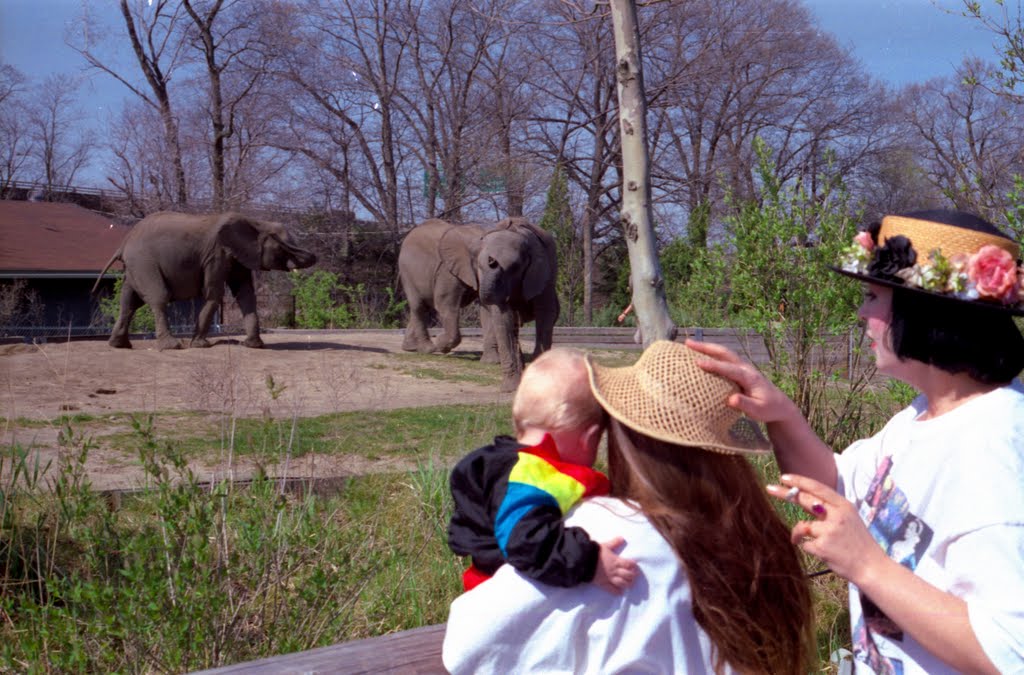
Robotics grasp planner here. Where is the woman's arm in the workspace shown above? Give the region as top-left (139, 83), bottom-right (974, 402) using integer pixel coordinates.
top-left (686, 339), bottom-right (837, 486)
top-left (854, 561), bottom-right (999, 674)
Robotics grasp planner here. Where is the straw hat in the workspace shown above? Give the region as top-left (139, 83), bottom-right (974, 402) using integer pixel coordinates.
top-left (833, 210), bottom-right (1024, 315)
top-left (585, 340), bottom-right (770, 456)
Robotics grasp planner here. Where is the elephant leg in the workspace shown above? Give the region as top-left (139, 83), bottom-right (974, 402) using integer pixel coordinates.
top-left (479, 306), bottom-right (500, 364)
top-left (109, 283), bottom-right (143, 349)
top-left (190, 298), bottom-right (220, 348)
top-left (228, 271), bottom-right (263, 349)
top-left (434, 304), bottom-right (462, 354)
top-left (402, 300), bottom-right (436, 353)
top-left (152, 301), bottom-right (182, 351)
top-left (491, 306), bottom-right (524, 393)
top-left (530, 294), bottom-right (559, 358)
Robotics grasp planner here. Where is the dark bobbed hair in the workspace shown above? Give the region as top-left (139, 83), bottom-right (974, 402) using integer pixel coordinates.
top-left (888, 287), bottom-right (1024, 384)
top-left (606, 418), bottom-right (814, 675)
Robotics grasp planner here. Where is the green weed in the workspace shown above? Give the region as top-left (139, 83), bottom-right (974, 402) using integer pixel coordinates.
top-left (0, 421), bottom-right (464, 672)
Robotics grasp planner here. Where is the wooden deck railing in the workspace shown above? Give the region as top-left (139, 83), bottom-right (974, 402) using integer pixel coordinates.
top-left (191, 623), bottom-right (447, 674)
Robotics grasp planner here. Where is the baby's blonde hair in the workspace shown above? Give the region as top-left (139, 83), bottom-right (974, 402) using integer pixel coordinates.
top-left (512, 347), bottom-right (605, 437)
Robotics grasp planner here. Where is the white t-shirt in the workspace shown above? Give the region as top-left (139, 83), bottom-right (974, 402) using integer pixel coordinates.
top-left (442, 496), bottom-right (729, 674)
top-left (835, 380), bottom-right (1024, 674)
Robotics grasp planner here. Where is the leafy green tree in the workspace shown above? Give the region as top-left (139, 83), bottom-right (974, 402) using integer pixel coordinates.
top-left (1002, 174), bottom-right (1024, 243)
top-left (674, 139), bottom-right (870, 446)
top-left (538, 163), bottom-right (583, 325)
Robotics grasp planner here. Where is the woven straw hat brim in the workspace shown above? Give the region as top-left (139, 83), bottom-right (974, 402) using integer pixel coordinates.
top-left (829, 265), bottom-right (1024, 316)
top-left (585, 341), bottom-right (771, 457)
top-left (830, 214), bottom-right (1024, 316)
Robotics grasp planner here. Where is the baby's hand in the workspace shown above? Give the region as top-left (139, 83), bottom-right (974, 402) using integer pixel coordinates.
top-left (593, 536), bottom-right (639, 594)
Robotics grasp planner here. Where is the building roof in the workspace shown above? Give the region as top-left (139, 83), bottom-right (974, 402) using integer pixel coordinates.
top-left (0, 200), bottom-right (132, 278)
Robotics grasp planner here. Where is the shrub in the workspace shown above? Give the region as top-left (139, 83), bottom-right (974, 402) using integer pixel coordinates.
top-left (290, 270), bottom-right (406, 329)
top-left (672, 140), bottom-right (876, 449)
top-left (96, 273), bottom-right (155, 332)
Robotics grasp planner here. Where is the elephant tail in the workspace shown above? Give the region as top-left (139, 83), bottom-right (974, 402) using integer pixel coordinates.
top-left (91, 247), bottom-right (124, 295)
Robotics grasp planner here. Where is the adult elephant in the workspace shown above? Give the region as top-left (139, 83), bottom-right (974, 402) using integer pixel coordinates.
top-left (398, 217), bottom-right (559, 392)
top-left (92, 211), bottom-right (317, 350)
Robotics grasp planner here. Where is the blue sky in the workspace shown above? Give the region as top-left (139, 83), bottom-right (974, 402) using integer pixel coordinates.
top-left (805, 0), bottom-right (997, 85)
top-left (0, 0), bottom-right (1008, 187)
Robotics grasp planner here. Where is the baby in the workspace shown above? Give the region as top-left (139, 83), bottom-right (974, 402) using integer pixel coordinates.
top-left (447, 347), bottom-right (638, 593)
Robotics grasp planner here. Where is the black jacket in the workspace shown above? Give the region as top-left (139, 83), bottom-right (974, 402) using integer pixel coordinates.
top-left (447, 434), bottom-right (610, 587)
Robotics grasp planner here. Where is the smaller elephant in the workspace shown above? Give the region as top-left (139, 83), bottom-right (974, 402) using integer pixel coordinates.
top-left (398, 217), bottom-right (559, 392)
top-left (92, 211), bottom-right (317, 350)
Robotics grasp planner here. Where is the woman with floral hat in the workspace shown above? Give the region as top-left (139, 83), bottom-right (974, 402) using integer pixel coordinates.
top-left (443, 340), bottom-right (814, 675)
top-left (691, 209), bottom-right (1024, 674)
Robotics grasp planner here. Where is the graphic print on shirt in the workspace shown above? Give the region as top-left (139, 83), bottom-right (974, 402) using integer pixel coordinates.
top-left (851, 456), bottom-right (934, 675)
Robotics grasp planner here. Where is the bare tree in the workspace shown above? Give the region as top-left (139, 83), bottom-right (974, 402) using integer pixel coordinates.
top-left (105, 99), bottom-right (206, 215)
top-left (0, 65), bottom-right (32, 195)
top-left (71, 0), bottom-right (191, 205)
top-left (276, 0), bottom-right (413, 240)
top-left (901, 61), bottom-right (1024, 221)
top-left (645, 0), bottom-right (889, 246)
top-left (24, 74), bottom-right (96, 191)
top-left (181, 0), bottom-right (281, 209)
top-left (525, 1), bottom-right (623, 322)
top-left (608, 0), bottom-right (675, 343)
top-left (398, 0), bottom-right (523, 222)
top-left (956, 0), bottom-right (1024, 103)
top-left (474, 7), bottom-right (543, 218)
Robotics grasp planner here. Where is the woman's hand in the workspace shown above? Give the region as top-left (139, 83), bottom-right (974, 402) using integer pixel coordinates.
top-left (687, 338), bottom-right (838, 484)
top-left (685, 339), bottom-right (800, 424)
top-left (767, 474), bottom-right (888, 584)
top-left (769, 474), bottom-right (1001, 674)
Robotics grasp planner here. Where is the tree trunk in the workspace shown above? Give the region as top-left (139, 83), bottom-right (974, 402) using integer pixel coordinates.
top-left (609, 0), bottom-right (676, 344)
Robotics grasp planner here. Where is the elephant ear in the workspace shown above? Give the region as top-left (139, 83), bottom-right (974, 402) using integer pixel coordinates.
top-left (499, 219), bottom-right (556, 300)
top-left (438, 224), bottom-right (483, 289)
top-left (215, 213), bottom-right (265, 270)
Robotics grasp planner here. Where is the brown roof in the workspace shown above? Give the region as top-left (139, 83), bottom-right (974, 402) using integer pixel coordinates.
top-left (0, 200), bottom-right (132, 276)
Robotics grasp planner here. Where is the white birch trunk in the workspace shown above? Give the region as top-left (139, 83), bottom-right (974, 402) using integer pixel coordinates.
top-left (609, 0), bottom-right (677, 344)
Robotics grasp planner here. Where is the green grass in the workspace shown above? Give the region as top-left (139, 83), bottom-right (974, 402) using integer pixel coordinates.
top-left (41, 403), bottom-right (512, 466)
top-left (388, 351), bottom-right (503, 385)
top-left (0, 427), bottom-right (466, 672)
top-left (1, 371), bottom-right (897, 672)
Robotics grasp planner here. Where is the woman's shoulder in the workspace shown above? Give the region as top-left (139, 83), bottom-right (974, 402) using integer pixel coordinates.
top-left (566, 498), bottom-right (681, 560)
top-left (567, 497), bottom-right (646, 526)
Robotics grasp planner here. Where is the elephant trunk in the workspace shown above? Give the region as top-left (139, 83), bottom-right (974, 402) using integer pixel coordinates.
top-left (490, 304), bottom-right (524, 393)
top-left (478, 275), bottom-right (509, 307)
top-left (284, 245), bottom-right (317, 270)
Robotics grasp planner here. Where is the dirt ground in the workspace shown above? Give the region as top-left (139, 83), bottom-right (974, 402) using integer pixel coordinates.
top-left (0, 330), bottom-right (513, 491)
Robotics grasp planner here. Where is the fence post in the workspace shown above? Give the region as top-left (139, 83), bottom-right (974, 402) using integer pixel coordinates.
top-left (847, 328), bottom-right (854, 380)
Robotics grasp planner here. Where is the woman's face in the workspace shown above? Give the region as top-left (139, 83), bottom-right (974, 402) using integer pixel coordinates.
top-left (857, 283), bottom-right (899, 375)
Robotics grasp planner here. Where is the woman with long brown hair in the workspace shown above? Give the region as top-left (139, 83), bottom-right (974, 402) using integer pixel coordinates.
top-left (443, 340), bottom-right (814, 674)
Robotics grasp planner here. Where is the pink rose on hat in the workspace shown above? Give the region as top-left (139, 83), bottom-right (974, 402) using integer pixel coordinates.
top-left (968, 245), bottom-right (1018, 303)
top-left (853, 231), bottom-right (874, 251)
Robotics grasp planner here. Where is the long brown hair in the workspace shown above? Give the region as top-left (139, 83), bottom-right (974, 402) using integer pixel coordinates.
top-left (607, 418), bottom-right (814, 675)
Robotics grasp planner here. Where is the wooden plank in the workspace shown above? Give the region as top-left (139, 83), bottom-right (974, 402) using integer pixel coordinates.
top-left (191, 623), bottom-right (447, 675)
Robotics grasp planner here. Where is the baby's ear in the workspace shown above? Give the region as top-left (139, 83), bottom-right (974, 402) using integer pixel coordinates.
top-left (583, 422), bottom-right (604, 449)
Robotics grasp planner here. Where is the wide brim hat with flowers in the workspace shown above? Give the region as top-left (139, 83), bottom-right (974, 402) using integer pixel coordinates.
top-left (585, 340), bottom-right (771, 456)
top-left (833, 210), bottom-right (1024, 315)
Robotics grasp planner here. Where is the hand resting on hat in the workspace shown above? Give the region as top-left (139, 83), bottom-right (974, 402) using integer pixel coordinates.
top-left (685, 338), bottom-right (837, 486)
